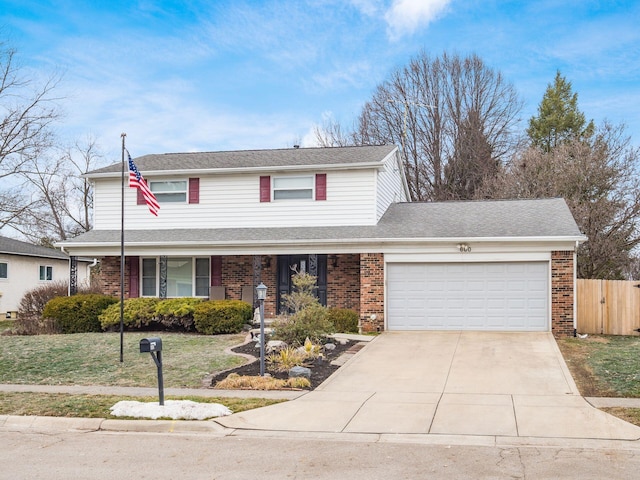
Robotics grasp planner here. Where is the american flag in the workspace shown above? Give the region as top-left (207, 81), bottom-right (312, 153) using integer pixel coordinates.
top-left (128, 152), bottom-right (160, 216)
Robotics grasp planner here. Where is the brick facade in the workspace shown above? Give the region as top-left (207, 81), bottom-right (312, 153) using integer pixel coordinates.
top-left (327, 254), bottom-right (360, 312)
top-left (551, 250), bottom-right (575, 337)
top-left (359, 252), bottom-right (385, 332)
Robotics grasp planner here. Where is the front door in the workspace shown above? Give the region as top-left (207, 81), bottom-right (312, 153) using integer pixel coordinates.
top-left (277, 254), bottom-right (327, 314)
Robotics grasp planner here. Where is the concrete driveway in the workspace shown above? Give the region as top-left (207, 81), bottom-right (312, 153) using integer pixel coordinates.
top-left (217, 332), bottom-right (640, 441)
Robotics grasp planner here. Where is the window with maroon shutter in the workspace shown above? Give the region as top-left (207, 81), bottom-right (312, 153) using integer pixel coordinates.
top-left (137, 187), bottom-right (144, 205)
top-left (188, 178), bottom-right (199, 204)
top-left (315, 173), bottom-right (326, 200)
top-left (260, 176), bottom-right (271, 202)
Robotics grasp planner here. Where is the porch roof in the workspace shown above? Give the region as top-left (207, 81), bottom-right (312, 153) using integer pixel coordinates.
top-left (59, 198), bottom-right (585, 253)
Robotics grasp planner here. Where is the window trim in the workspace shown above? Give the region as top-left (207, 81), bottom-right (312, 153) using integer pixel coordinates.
top-left (272, 175), bottom-right (314, 201)
top-left (0, 261), bottom-right (7, 280)
top-left (39, 265), bottom-right (53, 281)
top-left (140, 257), bottom-right (210, 298)
top-left (149, 179), bottom-right (188, 204)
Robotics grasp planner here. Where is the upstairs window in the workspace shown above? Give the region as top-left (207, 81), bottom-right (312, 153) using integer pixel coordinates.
top-left (150, 180), bottom-right (187, 203)
top-left (39, 265), bottom-right (53, 281)
top-left (273, 176), bottom-right (313, 200)
top-left (0, 262), bottom-right (7, 279)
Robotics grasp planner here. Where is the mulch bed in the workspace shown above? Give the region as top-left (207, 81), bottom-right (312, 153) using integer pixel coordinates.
top-left (209, 337), bottom-right (355, 390)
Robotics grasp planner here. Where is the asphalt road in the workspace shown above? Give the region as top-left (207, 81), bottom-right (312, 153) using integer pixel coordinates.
top-left (2, 430), bottom-right (640, 479)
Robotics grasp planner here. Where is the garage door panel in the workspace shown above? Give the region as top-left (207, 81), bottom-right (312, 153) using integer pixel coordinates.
top-left (387, 262), bottom-right (549, 332)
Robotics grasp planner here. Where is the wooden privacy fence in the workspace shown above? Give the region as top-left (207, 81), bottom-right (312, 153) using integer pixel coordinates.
top-left (577, 279), bottom-right (640, 335)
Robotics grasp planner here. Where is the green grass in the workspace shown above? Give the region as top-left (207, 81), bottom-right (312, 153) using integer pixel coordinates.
top-left (0, 331), bottom-right (247, 388)
top-left (585, 336), bottom-right (640, 397)
top-left (0, 392), bottom-right (283, 419)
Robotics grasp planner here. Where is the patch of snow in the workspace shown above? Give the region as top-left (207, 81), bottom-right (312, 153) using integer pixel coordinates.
top-left (110, 400), bottom-right (232, 420)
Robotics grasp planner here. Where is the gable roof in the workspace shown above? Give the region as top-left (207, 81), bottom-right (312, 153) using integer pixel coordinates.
top-left (58, 198), bottom-right (585, 253)
top-left (0, 235), bottom-right (69, 260)
top-left (87, 145), bottom-right (399, 178)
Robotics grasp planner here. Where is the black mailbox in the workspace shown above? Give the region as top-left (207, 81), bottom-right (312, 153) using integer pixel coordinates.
top-left (140, 337), bottom-right (162, 353)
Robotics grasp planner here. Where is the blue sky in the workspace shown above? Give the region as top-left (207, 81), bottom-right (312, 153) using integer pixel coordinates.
top-left (1, 0), bottom-right (638, 159)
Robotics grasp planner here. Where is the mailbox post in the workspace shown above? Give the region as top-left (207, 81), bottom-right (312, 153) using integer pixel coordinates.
top-left (139, 337), bottom-right (164, 405)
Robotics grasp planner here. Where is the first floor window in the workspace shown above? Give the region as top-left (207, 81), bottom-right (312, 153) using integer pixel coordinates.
top-left (39, 265), bottom-right (53, 281)
top-left (0, 262), bottom-right (7, 279)
top-left (142, 258), bottom-right (157, 296)
top-left (141, 257), bottom-right (210, 297)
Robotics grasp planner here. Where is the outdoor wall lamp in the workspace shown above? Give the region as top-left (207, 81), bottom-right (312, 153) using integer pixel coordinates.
top-left (457, 243), bottom-right (471, 253)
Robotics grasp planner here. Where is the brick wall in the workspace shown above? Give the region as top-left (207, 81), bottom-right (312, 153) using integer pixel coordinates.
top-left (551, 251), bottom-right (575, 337)
top-left (359, 252), bottom-right (384, 332)
top-left (327, 254), bottom-right (360, 312)
top-left (100, 256), bottom-right (130, 297)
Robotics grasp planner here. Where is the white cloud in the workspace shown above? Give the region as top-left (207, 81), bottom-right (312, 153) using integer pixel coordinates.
top-left (384, 0), bottom-right (452, 40)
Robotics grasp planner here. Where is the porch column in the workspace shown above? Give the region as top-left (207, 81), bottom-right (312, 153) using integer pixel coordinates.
top-left (69, 256), bottom-right (78, 295)
top-left (159, 256), bottom-right (168, 298)
top-left (359, 253), bottom-right (384, 332)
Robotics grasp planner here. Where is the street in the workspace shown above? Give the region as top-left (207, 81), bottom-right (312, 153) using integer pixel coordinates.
top-left (2, 429), bottom-right (640, 479)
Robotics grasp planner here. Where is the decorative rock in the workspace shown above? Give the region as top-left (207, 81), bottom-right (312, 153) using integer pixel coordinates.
top-left (266, 340), bottom-right (287, 353)
top-left (289, 366), bottom-right (311, 379)
top-left (335, 338), bottom-right (349, 345)
top-left (324, 343), bottom-right (336, 351)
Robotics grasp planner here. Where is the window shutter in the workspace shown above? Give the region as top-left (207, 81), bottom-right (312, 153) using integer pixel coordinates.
top-left (137, 187), bottom-right (144, 205)
top-left (315, 173), bottom-right (327, 201)
top-left (129, 256), bottom-right (140, 298)
top-left (260, 176), bottom-right (271, 202)
top-left (189, 178), bottom-right (200, 204)
top-left (211, 255), bottom-right (222, 286)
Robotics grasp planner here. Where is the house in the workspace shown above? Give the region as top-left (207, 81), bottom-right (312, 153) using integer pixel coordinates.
top-left (58, 145), bottom-right (586, 337)
top-left (0, 235), bottom-right (93, 318)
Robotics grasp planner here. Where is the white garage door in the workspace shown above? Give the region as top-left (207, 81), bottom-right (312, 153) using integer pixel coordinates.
top-left (387, 262), bottom-right (549, 331)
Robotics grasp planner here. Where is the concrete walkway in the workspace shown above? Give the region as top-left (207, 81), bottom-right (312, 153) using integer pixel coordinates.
top-left (217, 331), bottom-right (640, 441)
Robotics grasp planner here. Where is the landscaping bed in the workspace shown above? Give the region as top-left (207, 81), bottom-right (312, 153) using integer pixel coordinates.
top-left (209, 337), bottom-right (357, 390)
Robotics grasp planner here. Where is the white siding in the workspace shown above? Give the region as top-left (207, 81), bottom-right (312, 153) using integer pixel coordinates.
top-left (94, 169), bottom-right (378, 230)
top-left (0, 255), bottom-right (91, 314)
top-left (376, 151), bottom-right (407, 220)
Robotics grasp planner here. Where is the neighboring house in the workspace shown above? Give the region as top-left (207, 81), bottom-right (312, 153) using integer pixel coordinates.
top-left (58, 145), bottom-right (586, 337)
top-left (0, 235), bottom-right (93, 318)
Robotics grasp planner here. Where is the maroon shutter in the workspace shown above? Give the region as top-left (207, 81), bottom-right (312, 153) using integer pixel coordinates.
top-left (260, 176), bottom-right (271, 202)
top-left (189, 178), bottom-right (200, 204)
top-left (315, 173), bottom-right (327, 201)
top-left (211, 255), bottom-right (222, 287)
top-left (129, 256), bottom-right (140, 298)
top-left (137, 187), bottom-right (144, 205)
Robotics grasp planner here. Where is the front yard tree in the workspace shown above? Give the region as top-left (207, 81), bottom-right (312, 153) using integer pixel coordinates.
top-left (0, 39), bottom-right (61, 232)
top-left (527, 71), bottom-right (595, 152)
top-left (486, 122), bottom-right (640, 279)
top-left (326, 51), bottom-right (523, 201)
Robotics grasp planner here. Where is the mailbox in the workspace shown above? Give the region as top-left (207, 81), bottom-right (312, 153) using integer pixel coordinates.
top-left (140, 337), bottom-right (162, 353)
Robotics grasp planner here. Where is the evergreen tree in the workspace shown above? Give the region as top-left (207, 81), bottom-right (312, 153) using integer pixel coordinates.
top-left (527, 71), bottom-right (594, 152)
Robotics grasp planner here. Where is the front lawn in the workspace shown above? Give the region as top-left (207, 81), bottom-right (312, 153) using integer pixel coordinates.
top-left (0, 331), bottom-right (247, 388)
top-left (557, 335), bottom-right (640, 398)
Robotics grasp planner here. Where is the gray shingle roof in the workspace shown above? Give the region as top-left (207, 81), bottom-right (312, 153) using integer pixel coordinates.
top-left (0, 235), bottom-right (69, 259)
top-left (88, 145), bottom-right (398, 176)
top-left (59, 198), bottom-right (584, 248)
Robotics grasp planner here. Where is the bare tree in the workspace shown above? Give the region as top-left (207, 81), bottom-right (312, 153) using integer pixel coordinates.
top-left (484, 122), bottom-right (640, 279)
top-left (333, 51), bottom-right (523, 200)
top-left (13, 136), bottom-right (103, 244)
top-left (0, 39), bottom-right (61, 231)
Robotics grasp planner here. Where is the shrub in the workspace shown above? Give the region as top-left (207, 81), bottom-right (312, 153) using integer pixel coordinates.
top-left (267, 346), bottom-right (310, 372)
top-left (280, 270), bottom-right (319, 314)
top-left (327, 308), bottom-right (359, 333)
top-left (271, 304), bottom-right (334, 345)
top-left (15, 281), bottom-right (69, 335)
top-left (43, 294), bottom-right (118, 334)
top-left (99, 297), bottom-right (160, 330)
top-left (154, 297), bottom-right (204, 331)
top-left (214, 373), bottom-right (310, 390)
top-left (193, 300), bottom-right (252, 335)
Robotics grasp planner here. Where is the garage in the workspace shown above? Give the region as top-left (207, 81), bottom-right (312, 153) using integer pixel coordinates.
top-left (386, 262), bottom-right (549, 331)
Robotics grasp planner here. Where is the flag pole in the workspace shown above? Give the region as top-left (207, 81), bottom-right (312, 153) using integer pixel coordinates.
top-left (120, 133), bottom-right (126, 363)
